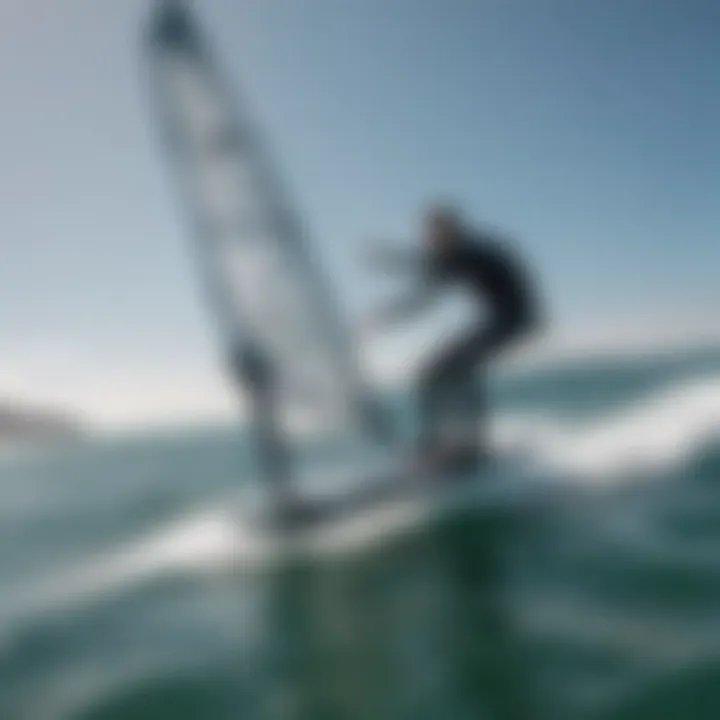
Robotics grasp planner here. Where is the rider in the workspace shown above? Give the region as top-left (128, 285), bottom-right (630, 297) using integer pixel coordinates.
top-left (369, 204), bottom-right (541, 462)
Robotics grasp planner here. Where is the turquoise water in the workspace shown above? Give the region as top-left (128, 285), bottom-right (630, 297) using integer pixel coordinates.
top-left (2, 347), bottom-right (720, 719)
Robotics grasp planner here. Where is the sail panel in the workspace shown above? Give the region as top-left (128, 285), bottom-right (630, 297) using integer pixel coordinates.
top-left (147, 2), bottom-right (368, 435)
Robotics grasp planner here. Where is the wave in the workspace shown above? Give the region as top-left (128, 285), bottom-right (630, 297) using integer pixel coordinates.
top-left (495, 374), bottom-right (720, 480)
top-left (6, 374), bottom-right (720, 627)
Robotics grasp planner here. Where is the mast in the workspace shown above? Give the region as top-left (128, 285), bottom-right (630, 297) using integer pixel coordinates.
top-left (145, 1), bottom-right (380, 489)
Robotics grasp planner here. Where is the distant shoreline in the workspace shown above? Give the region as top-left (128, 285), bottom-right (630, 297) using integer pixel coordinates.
top-left (0, 402), bottom-right (84, 444)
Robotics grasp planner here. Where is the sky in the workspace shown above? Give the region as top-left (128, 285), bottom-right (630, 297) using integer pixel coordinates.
top-left (0, 0), bottom-right (719, 427)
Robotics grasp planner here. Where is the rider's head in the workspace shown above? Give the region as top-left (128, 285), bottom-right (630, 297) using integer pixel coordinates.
top-left (422, 203), bottom-right (463, 254)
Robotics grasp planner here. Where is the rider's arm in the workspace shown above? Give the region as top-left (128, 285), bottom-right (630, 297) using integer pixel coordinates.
top-left (375, 287), bottom-right (437, 328)
top-left (365, 244), bottom-right (425, 274)
top-left (369, 267), bottom-right (441, 329)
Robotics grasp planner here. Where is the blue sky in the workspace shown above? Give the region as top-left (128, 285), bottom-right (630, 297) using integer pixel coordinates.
top-left (1, 0), bottom-right (718, 425)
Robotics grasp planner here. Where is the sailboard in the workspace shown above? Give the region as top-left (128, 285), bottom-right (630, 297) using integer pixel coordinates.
top-left (144, 2), bottom-right (549, 538)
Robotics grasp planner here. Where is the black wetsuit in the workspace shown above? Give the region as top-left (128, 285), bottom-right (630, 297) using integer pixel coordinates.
top-left (413, 233), bottom-right (539, 452)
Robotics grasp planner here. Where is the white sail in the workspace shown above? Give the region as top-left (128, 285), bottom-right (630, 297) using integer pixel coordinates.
top-left (146, 1), bottom-right (369, 436)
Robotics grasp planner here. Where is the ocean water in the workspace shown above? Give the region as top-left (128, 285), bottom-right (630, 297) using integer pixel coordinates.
top-left (2, 347), bottom-right (720, 720)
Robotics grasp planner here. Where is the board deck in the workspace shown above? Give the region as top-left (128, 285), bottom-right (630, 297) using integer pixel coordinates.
top-left (260, 442), bottom-right (478, 527)
top-left (241, 442), bottom-right (555, 555)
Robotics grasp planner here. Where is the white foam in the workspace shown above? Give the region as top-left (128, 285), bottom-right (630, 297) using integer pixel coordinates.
top-left (1, 511), bottom-right (242, 624)
top-left (495, 375), bottom-right (720, 480)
